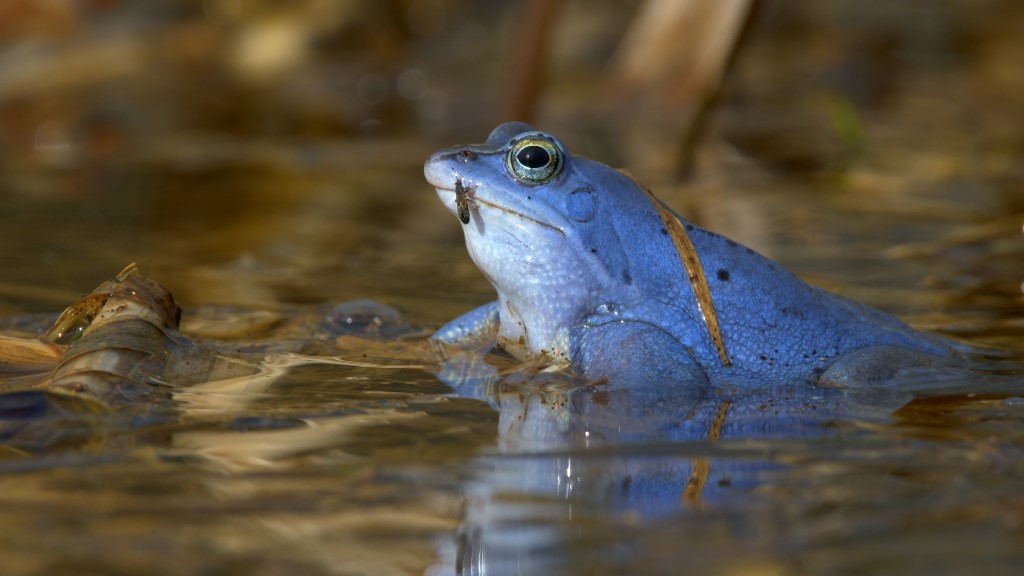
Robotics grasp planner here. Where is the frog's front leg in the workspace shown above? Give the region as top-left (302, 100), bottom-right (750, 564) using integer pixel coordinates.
top-left (431, 302), bottom-right (502, 400)
top-left (572, 321), bottom-right (710, 398)
top-left (432, 301), bottom-right (500, 351)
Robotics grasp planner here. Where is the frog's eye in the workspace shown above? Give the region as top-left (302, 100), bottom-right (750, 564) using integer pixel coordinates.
top-left (506, 137), bottom-right (563, 184)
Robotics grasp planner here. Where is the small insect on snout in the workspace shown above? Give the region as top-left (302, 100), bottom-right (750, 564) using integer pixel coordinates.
top-left (455, 178), bottom-right (473, 224)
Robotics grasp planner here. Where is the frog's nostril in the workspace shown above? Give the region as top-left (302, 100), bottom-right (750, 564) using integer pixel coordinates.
top-left (457, 149), bottom-right (477, 161)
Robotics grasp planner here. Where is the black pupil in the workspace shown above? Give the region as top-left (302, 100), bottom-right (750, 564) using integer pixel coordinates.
top-left (517, 146), bottom-right (550, 169)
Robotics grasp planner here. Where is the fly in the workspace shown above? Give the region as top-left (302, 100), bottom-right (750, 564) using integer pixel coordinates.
top-left (455, 178), bottom-right (472, 224)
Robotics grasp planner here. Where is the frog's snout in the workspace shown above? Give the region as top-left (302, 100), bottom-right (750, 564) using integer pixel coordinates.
top-left (423, 153), bottom-right (453, 191)
top-left (425, 152), bottom-right (469, 225)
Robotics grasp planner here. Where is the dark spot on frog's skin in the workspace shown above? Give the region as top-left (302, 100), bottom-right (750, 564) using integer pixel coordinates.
top-left (727, 240), bottom-right (737, 247)
top-left (685, 224), bottom-right (694, 232)
top-left (716, 269), bottom-right (730, 282)
top-left (746, 248), bottom-right (754, 255)
top-left (621, 475), bottom-right (633, 492)
top-left (622, 270), bottom-right (633, 285)
top-left (660, 227), bottom-right (668, 235)
top-left (527, 195), bottom-right (532, 200)
top-left (590, 248), bottom-right (597, 253)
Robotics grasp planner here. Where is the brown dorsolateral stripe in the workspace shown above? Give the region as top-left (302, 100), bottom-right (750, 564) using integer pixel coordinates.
top-left (634, 182), bottom-right (731, 367)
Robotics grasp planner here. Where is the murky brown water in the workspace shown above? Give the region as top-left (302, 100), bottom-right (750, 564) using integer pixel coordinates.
top-left (1, 3), bottom-right (1023, 575)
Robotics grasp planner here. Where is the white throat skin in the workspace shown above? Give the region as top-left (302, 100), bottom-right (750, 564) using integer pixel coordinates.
top-left (460, 207), bottom-right (615, 362)
top-left (424, 127), bottom-right (638, 362)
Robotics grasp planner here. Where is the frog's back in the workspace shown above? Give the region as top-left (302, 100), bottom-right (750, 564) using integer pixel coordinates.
top-left (581, 163), bottom-right (955, 386)
top-left (646, 218), bottom-right (954, 385)
top-left (427, 124), bottom-right (964, 391)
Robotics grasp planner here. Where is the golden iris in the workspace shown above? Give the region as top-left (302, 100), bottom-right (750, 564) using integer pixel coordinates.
top-left (506, 137), bottom-right (563, 184)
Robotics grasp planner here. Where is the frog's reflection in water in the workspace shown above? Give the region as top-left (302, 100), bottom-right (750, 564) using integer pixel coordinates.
top-left (430, 359), bottom-right (904, 575)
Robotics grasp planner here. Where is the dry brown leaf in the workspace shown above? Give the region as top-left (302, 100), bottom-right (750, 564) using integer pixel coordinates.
top-left (0, 335), bottom-right (63, 373)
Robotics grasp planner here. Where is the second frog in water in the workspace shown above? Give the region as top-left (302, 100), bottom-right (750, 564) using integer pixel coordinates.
top-left (425, 122), bottom-right (1013, 395)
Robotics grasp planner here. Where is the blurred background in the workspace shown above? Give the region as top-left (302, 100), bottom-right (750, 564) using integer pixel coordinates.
top-left (0, 4), bottom-right (1022, 574)
top-left (0, 0), bottom-right (1021, 346)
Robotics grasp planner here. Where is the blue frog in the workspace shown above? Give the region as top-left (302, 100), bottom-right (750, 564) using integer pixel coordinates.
top-left (422, 123), bottom-right (1024, 575)
top-left (424, 122), bottom-right (1013, 395)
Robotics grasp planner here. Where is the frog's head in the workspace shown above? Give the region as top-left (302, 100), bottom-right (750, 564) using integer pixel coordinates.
top-left (425, 122), bottom-right (647, 357)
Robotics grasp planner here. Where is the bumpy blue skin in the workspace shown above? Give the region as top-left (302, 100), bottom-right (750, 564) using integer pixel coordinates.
top-left (425, 122), bottom-right (961, 393)
top-left (424, 123), bottom-right (1022, 574)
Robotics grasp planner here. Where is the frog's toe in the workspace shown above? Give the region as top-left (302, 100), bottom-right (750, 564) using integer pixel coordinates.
top-left (435, 352), bottom-right (503, 403)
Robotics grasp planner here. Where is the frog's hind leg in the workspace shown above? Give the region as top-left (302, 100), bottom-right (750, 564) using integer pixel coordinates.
top-left (820, 345), bottom-right (1024, 397)
top-left (572, 321), bottom-right (709, 398)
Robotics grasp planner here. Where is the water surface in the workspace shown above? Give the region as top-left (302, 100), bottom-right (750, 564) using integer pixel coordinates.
top-left (1, 3), bottom-right (1023, 575)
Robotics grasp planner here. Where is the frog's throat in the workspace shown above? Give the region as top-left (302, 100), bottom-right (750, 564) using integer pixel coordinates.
top-left (469, 196), bottom-right (565, 235)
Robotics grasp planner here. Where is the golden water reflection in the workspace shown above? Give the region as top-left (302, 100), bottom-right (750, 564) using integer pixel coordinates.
top-left (0, 2), bottom-right (1023, 575)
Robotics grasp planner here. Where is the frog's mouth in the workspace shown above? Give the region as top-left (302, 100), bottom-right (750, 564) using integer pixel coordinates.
top-left (435, 185), bottom-right (565, 236)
